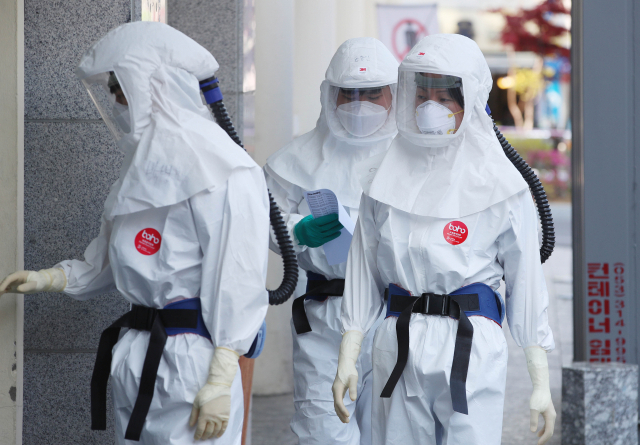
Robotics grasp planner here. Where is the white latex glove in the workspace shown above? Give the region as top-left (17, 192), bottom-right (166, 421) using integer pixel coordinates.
top-left (332, 330), bottom-right (363, 423)
top-left (0, 269), bottom-right (66, 295)
top-left (525, 346), bottom-right (556, 445)
top-left (189, 347), bottom-right (239, 441)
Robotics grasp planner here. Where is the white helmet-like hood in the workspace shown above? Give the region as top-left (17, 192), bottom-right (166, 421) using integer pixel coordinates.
top-left (266, 37), bottom-right (398, 208)
top-left (77, 21), bottom-right (258, 219)
top-left (364, 34), bottom-right (528, 218)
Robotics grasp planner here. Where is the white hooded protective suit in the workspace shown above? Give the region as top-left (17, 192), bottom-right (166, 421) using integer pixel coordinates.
top-left (60, 22), bottom-right (269, 444)
top-left (341, 34), bottom-right (555, 445)
top-left (264, 38), bottom-right (398, 445)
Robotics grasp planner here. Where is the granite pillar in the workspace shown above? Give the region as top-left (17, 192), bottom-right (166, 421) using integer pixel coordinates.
top-left (562, 362), bottom-right (638, 445)
top-left (23, 1), bottom-right (244, 442)
top-left (168, 0), bottom-right (244, 135)
top-left (251, 0), bottom-right (295, 398)
top-left (23, 0), bottom-right (132, 441)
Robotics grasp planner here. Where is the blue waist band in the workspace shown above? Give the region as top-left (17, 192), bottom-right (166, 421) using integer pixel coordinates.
top-left (385, 282), bottom-right (503, 326)
top-left (163, 298), bottom-right (212, 340)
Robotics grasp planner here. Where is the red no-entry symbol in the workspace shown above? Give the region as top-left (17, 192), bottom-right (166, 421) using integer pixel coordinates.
top-left (391, 18), bottom-right (428, 61)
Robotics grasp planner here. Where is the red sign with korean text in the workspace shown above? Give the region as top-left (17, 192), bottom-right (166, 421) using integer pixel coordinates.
top-left (587, 262), bottom-right (626, 363)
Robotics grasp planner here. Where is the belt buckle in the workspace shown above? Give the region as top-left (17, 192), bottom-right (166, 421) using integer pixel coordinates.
top-left (419, 292), bottom-right (433, 314)
top-left (441, 295), bottom-right (450, 316)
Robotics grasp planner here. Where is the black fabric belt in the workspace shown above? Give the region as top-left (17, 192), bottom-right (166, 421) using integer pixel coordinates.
top-left (292, 274), bottom-right (345, 335)
top-left (380, 290), bottom-right (478, 415)
top-left (91, 304), bottom-right (199, 441)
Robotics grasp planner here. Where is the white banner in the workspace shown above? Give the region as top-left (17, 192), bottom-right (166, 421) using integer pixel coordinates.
top-left (141, 0), bottom-right (166, 23)
top-left (377, 4), bottom-right (439, 62)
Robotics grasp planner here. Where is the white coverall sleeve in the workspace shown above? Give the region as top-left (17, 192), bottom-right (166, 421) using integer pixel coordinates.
top-left (55, 215), bottom-right (117, 300)
top-left (191, 168), bottom-right (270, 355)
top-left (498, 191), bottom-right (555, 351)
top-left (263, 166), bottom-right (307, 255)
top-left (341, 194), bottom-right (386, 335)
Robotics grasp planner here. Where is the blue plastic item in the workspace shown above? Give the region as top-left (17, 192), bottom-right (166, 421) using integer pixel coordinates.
top-left (244, 319), bottom-right (267, 358)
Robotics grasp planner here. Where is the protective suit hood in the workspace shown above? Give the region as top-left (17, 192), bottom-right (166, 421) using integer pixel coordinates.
top-left (363, 34), bottom-right (527, 218)
top-left (323, 37), bottom-right (399, 144)
top-left (266, 37), bottom-right (398, 208)
top-left (76, 21), bottom-right (258, 219)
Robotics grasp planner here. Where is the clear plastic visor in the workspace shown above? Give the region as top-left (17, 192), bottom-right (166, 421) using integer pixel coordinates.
top-left (81, 71), bottom-right (132, 142)
top-left (397, 71), bottom-right (465, 137)
top-left (328, 85), bottom-right (393, 138)
top-left (333, 86), bottom-right (393, 109)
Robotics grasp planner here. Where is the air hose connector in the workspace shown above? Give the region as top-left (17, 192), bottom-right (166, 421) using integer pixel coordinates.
top-left (199, 76), bottom-right (223, 105)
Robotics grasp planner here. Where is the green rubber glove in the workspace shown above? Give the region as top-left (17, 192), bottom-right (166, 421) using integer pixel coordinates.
top-left (294, 214), bottom-right (344, 248)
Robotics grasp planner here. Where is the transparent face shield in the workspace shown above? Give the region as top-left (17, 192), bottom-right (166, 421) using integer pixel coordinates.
top-left (329, 85), bottom-right (393, 138)
top-left (81, 71), bottom-right (132, 142)
top-left (397, 71), bottom-right (466, 141)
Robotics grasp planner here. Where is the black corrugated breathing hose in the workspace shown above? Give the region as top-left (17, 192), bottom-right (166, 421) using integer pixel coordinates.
top-left (491, 117), bottom-right (555, 263)
top-left (200, 76), bottom-right (299, 305)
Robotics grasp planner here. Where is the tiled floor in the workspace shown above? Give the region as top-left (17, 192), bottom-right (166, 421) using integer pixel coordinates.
top-left (251, 392), bottom-right (297, 445)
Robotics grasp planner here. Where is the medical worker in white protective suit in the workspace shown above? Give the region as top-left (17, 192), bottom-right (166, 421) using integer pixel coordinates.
top-left (264, 38), bottom-right (398, 444)
top-left (0, 22), bottom-right (269, 444)
top-left (332, 34), bottom-right (556, 445)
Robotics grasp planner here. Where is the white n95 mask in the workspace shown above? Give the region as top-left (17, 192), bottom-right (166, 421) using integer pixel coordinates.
top-left (336, 101), bottom-right (389, 138)
top-left (112, 102), bottom-right (131, 134)
top-left (415, 100), bottom-right (461, 135)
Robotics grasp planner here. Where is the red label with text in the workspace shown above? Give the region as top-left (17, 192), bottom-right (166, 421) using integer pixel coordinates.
top-left (443, 221), bottom-right (468, 245)
top-left (587, 262), bottom-right (626, 363)
top-left (135, 228), bottom-right (162, 255)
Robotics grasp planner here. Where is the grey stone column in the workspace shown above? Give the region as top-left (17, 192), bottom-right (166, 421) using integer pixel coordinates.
top-left (562, 362), bottom-right (638, 445)
top-left (168, 0), bottom-right (244, 135)
top-left (23, 1), bottom-right (132, 443)
top-left (22, 1), bottom-right (244, 443)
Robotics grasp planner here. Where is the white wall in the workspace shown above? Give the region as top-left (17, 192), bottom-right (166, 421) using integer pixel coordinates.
top-left (252, 0), bottom-right (358, 396)
top-left (335, 0), bottom-right (371, 46)
top-left (0, 0), bottom-right (24, 442)
top-left (252, 0), bottom-right (295, 396)
top-left (292, 0), bottom-right (336, 136)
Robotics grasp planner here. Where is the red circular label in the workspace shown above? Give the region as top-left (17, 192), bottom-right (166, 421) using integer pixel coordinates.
top-left (443, 221), bottom-right (468, 245)
top-left (134, 228), bottom-right (162, 255)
